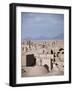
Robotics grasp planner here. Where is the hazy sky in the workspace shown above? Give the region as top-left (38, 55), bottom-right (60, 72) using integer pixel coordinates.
top-left (21, 12), bottom-right (64, 40)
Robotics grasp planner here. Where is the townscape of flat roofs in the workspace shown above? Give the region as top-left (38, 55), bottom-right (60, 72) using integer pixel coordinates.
top-left (21, 40), bottom-right (64, 77)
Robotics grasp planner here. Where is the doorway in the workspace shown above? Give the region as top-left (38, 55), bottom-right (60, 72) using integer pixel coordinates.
top-left (26, 54), bottom-right (36, 66)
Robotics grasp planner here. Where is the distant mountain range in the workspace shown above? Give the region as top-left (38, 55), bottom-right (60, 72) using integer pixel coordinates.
top-left (22, 33), bottom-right (64, 41)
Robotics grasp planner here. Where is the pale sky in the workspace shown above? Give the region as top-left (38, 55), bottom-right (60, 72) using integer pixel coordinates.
top-left (21, 12), bottom-right (64, 40)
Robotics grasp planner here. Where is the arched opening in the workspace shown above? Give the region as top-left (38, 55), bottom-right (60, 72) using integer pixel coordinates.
top-left (51, 49), bottom-right (53, 54)
top-left (43, 64), bottom-right (49, 72)
top-left (62, 52), bottom-right (64, 54)
top-left (57, 52), bottom-right (60, 57)
top-left (59, 48), bottom-right (64, 51)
